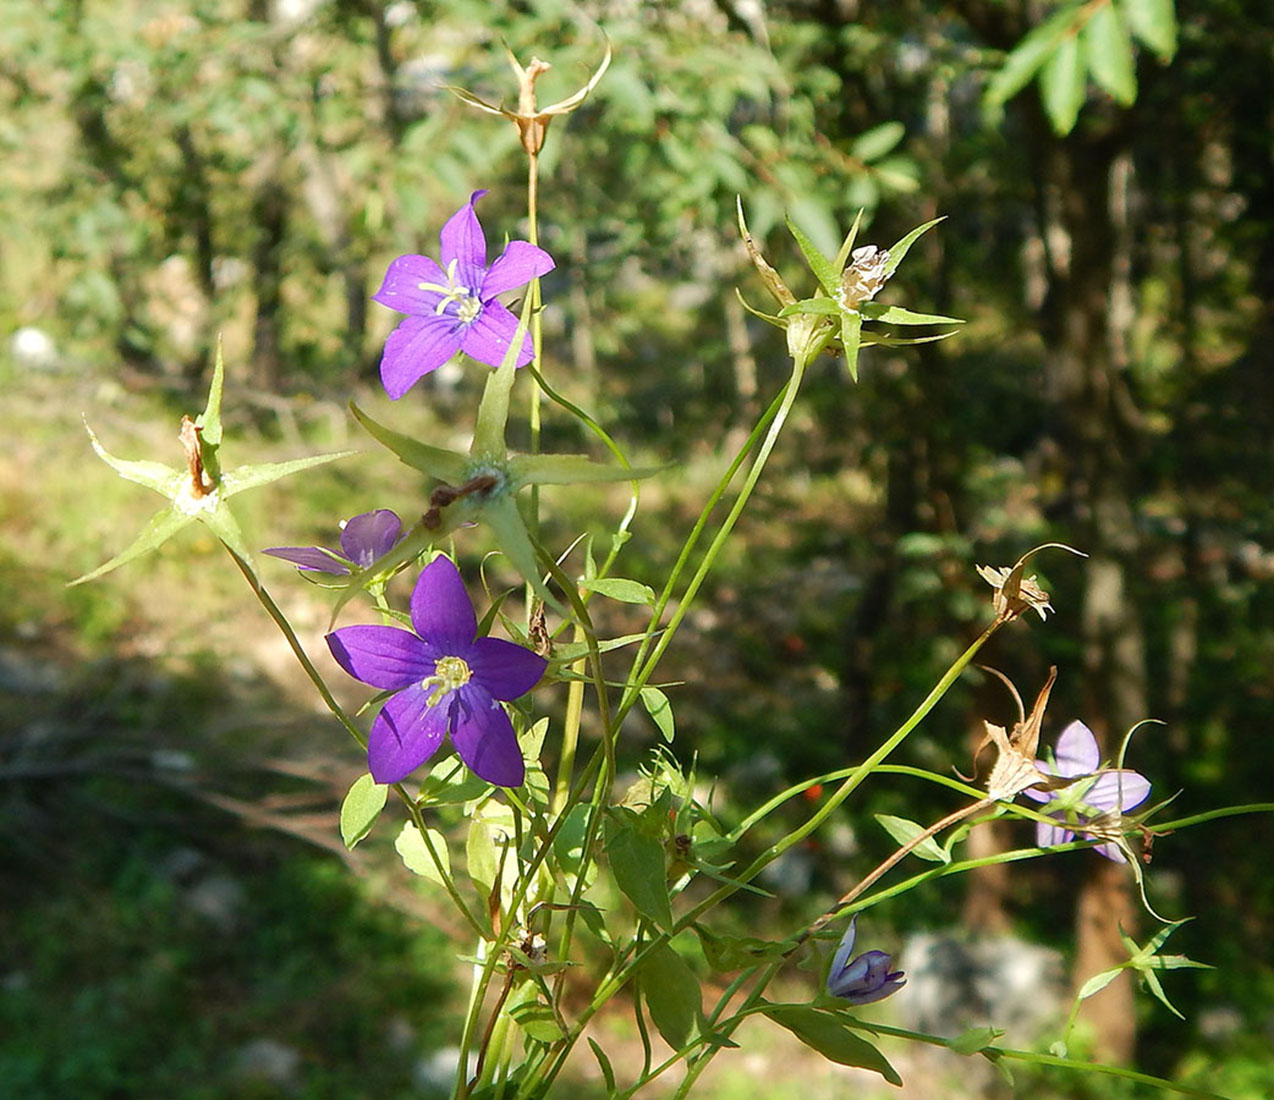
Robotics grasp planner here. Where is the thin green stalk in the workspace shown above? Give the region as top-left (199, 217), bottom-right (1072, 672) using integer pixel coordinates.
top-left (617, 358), bottom-right (810, 727)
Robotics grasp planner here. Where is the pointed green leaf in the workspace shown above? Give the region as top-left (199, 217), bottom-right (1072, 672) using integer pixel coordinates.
top-left (984, 4), bottom-right (1084, 108)
top-left (1077, 966), bottom-right (1125, 1000)
top-left (875, 814), bottom-right (951, 863)
top-left (640, 686), bottom-right (675, 742)
top-left (472, 295), bottom-right (534, 460)
top-left (197, 338), bottom-right (226, 445)
top-left (778, 298), bottom-right (841, 319)
top-left (221, 451), bottom-right (358, 496)
top-left (197, 498), bottom-right (256, 564)
top-left (850, 121), bottom-right (905, 163)
top-left (85, 423), bottom-right (184, 495)
top-left (1139, 967), bottom-right (1184, 1018)
top-left (1122, 0), bottom-right (1177, 59)
top-left (68, 508), bottom-right (193, 586)
top-left (786, 214), bottom-right (840, 298)
top-left (831, 209), bottom-right (866, 279)
top-left (349, 402), bottom-right (469, 481)
top-left (1083, 3), bottom-right (1137, 105)
top-left (860, 303), bottom-right (964, 326)
top-left (882, 217), bottom-right (946, 280)
top-left (605, 816), bottom-right (672, 929)
top-left (510, 453), bottom-right (663, 486)
top-left (580, 577), bottom-right (655, 605)
top-left (588, 1039), bottom-right (617, 1093)
top-left (762, 1005), bottom-right (902, 1085)
top-left (340, 773), bottom-right (388, 849)
top-left (1040, 31), bottom-right (1086, 134)
top-left (840, 312), bottom-right (863, 382)
top-left (395, 821), bottom-right (452, 886)
top-left (642, 944), bottom-right (701, 1050)
top-left (735, 289), bottom-right (785, 327)
top-left (481, 496), bottom-right (563, 612)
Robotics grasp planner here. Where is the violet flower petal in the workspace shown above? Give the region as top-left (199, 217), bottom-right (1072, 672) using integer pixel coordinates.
top-left (368, 688), bottom-right (450, 784)
top-left (481, 240), bottom-right (555, 297)
top-left (458, 296), bottom-right (535, 368)
top-left (263, 545), bottom-right (350, 574)
top-left (340, 509), bottom-right (403, 567)
top-left (1054, 720), bottom-right (1102, 775)
top-left (1078, 770), bottom-right (1152, 813)
top-left (327, 624), bottom-right (434, 690)
top-left (468, 636), bottom-right (547, 700)
top-left (449, 685), bottom-right (525, 787)
top-left (372, 254), bottom-right (449, 314)
top-left (380, 315), bottom-right (461, 399)
top-left (440, 190), bottom-right (489, 286)
top-left (1094, 840), bottom-right (1129, 863)
top-left (410, 556), bottom-right (478, 650)
top-left (1036, 819), bottom-right (1075, 849)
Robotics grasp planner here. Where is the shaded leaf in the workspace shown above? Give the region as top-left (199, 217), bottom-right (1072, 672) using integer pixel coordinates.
top-left (340, 773), bottom-right (387, 849)
top-left (640, 686), bottom-right (675, 742)
top-left (642, 943), bottom-right (702, 1050)
top-left (875, 814), bottom-right (950, 863)
top-left (580, 577), bottom-right (656, 605)
top-left (605, 816), bottom-right (672, 929)
top-left (1083, 3), bottom-right (1137, 105)
top-left (762, 1005), bottom-right (902, 1085)
top-left (395, 821), bottom-right (451, 886)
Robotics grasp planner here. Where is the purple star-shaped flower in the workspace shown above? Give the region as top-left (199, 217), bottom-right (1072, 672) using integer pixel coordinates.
top-left (372, 190), bottom-right (555, 399)
top-left (1024, 720), bottom-right (1151, 862)
top-left (265, 509), bottom-right (404, 575)
top-left (826, 917), bottom-right (906, 1005)
top-left (326, 555), bottom-right (546, 786)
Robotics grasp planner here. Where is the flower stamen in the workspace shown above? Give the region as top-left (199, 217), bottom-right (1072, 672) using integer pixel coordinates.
top-left (423, 655), bottom-right (473, 705)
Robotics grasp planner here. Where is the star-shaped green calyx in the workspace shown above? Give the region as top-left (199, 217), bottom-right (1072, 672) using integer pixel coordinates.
top-left (738, 205), bottom-right (965, 381)
top-left (70, 344), bottom-right (356, 586)
top-left (350, 336), bottom-right (659, 614)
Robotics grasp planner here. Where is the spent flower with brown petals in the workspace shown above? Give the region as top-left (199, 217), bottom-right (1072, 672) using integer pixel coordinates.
top-left (971, 667), bottom-right (1060, 802)
top-left (976, 542), bottom-right (1086, 624)
top-left (449, 42), bottom-right (611, 156)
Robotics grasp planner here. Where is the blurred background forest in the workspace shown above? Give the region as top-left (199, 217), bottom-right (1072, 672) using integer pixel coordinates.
top-left (2, 0), bottom-right (1272, 1097)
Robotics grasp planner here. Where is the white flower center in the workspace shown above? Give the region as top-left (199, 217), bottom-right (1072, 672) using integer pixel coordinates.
top-left (418, 258), bottom-right (483, 325)
top-left (423, 655), bottom-right (472, 705)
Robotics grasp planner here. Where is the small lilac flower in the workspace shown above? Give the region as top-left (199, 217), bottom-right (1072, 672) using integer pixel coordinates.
top-left (372, 190), bottom-right (555, 399)
top-left (265, 510), bottom-right (403, 575)
top-left (1024, 720), bottom-right (1151, 862)
top-left (826, 917), bottom-right (906, 1005)
top-left (326, 555), bottom-right (546, 787)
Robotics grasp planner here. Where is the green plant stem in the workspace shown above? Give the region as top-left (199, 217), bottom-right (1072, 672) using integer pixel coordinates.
top-left (225, 545), bottom-right (364, 747)
top-left (616, 357), bottom-right (810, 728)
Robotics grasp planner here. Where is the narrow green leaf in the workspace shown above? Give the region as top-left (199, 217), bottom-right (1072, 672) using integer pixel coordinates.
top-left (984, 3), bottom-right (1084, 108)
top-left (1040, 31), bottom-right (1087, 134)
top-left (605, 817), bottom-right (672, 929)
top-left (640, 686), bottom-right (675, 742)
top-left (840, 312), bottom-right (863, 382)
top-left (580, 577), bottom-right (655, 605)
top-left (875, 814), bottom-right (951, 863)
top-left (1077, 966), bottom-right (1125, 1000)
top-left (340, 773), bottom-right (388, 849)
top-left (480, 496), bottom-right (563, 613)
top-left (1083, 3), bottom-right (1137, 105)
top-left (68, 508), bottom-right (193, 586)
top-left (588, 1039), bottom-right (616, 1092)
top-left (778, 298), bottom-right (841, 318)
top-left (763, 1005), bottom-right (902, 1085)
top-left (850, 121), bottom-right (905, 163)
top-left (197, 337), bottom-right (226, 445)
top-left (882, 217), bottom-right (946, 279)
top-left (84, 423), bottom-right (184, 495)
top-left (860, 303), bottom-right (964, 326)
top-left (642, 944), bottom-right (702, 1050)
top-left (221, 451), bottom-right (358, 496)
top-left (348, 402), bottom-right (469, 482)
top-left (785, 214), bottom-right (840, 298)
top-left (395, 821), bottom-right (452, 886)
top-left (1122, 0), bottom-right (1177, 59)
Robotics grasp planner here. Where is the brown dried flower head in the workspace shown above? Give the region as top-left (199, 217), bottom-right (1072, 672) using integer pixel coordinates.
top-left (837, 245), bottom-right (892, 310)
